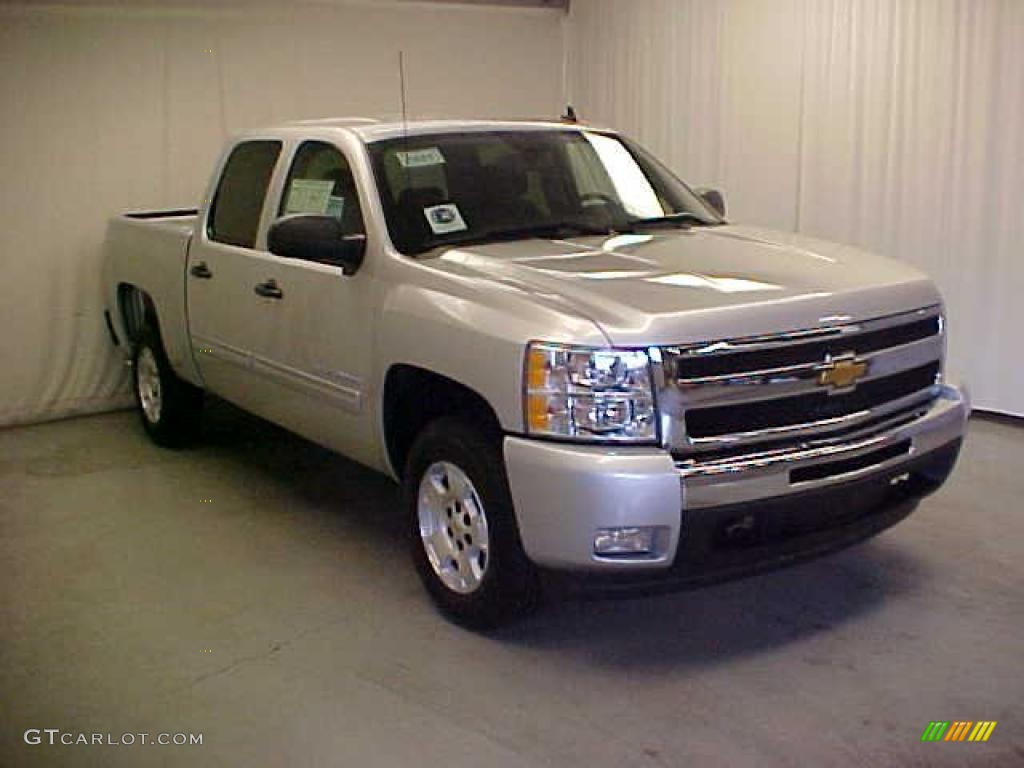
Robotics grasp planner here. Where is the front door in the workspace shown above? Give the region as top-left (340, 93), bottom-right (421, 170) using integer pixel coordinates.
top-left (250, 140), bottom-right (377, 465)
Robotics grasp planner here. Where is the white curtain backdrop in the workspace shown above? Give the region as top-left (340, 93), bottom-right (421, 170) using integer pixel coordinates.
top-left (0, 0), bottom-right (564, 427)
top-left (567, 0), bottom-right (1024, 416)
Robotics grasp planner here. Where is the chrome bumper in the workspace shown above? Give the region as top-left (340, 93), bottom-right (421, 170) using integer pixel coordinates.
top-left (504, 383), bottom-right (968, 573)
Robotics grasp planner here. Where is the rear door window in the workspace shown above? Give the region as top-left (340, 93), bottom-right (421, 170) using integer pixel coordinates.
top-left (208, 140), bottom-right (282, 248)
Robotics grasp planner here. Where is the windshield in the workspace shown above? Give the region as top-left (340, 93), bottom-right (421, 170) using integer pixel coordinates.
top-left (368, 129), bottom-right (723, 255)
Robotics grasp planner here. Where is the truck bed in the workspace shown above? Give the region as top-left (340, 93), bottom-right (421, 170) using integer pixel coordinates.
top-left (102, 209), bottom-right (201, 385)
top-left (123, 208), bottom-right (198, 221)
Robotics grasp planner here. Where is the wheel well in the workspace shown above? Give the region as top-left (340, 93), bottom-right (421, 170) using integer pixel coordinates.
top-left (117, 284), bottom-right (159, 345)
top-left (383, 365), bottom-right (503, 479)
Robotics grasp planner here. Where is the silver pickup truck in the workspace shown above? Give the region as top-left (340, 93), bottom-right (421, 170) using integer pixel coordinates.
top-left (103, 118), bottom-right (968, 626)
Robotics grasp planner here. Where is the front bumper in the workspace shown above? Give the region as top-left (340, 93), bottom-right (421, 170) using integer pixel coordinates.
top-left (504, 383), bottom-right (968, 577)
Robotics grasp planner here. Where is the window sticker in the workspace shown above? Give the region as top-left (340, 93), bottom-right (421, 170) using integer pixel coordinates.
top-left (397, 147), bottom-right (446, 168)
top-left (325, 195), bottom-right (346, 221)
top-left (423, 203), bottom-right (467, 235)
top-left (283, 179), bottom-right (334, 215)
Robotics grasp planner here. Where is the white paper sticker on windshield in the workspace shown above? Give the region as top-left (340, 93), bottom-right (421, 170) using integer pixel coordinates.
top-left (424, 203), bottom-right (467, 234)
top-left (397, 147), bottom-right (445, 168)
top-left (283, 179), bottom-right (334, 215)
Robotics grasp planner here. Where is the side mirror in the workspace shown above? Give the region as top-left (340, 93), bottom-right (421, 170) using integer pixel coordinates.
top-left (267, 214), bottom-right (366, 275)
top-left (695, 187), bottom-right (726, 218)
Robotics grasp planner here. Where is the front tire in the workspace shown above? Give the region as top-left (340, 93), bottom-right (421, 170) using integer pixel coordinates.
top-left (405, 418), bottom-right (539, 628)
top-left (132, 327), bottom-right (203, 448)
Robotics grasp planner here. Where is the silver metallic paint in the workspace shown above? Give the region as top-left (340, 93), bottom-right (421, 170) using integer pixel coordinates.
top-left (102, 119), bottom-right (969, 573)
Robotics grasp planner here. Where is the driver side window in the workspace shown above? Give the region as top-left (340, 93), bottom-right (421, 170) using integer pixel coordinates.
top-left (279, 141), bottom-right (365, 237)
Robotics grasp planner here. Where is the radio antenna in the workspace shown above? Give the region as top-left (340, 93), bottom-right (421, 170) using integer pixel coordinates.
top-left (398, 50), bottom-right (411, 189)
top-left (398, 50), bottom-right (409, 130)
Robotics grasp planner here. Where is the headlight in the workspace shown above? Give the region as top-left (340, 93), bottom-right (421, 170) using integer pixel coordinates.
top-left (524, 342), bottom-right (656, 443)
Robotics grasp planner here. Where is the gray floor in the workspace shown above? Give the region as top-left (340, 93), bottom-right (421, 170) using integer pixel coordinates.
top-left (1, 404), bottom-right (1021, 768)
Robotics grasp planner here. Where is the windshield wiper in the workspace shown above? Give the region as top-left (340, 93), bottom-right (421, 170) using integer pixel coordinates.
top-left (629, 211), bottom-right (717, 229)
top-left (480, 221), bottom-right (619, 241)
top-left (414, 221), bottom-right (619, 254)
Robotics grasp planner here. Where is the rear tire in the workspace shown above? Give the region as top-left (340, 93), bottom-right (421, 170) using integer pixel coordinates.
top-left (404, 417), bottom-right (539, 629)
top-left (132, 326), bottom-right (203, 448)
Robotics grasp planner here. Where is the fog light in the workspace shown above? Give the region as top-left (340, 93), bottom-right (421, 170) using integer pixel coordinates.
top-left (594, 526), bottom-right (659, 557)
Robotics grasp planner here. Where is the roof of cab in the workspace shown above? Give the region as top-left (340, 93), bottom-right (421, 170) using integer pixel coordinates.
top-left (264, 117), bottom-right (598, 143)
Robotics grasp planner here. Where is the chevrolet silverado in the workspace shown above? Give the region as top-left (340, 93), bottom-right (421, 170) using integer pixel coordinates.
top-left (102, 118), bottom-right (968, 626)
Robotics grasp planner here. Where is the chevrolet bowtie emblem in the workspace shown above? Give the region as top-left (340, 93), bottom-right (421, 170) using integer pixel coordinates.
top-left (818, 354), bottom-right (869, 390)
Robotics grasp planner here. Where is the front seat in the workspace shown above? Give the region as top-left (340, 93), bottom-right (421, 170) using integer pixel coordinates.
top-left (324, 170), bottom-right (364, 235)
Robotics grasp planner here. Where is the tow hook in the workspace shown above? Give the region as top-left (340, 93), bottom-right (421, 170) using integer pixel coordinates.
top-left (722, 513), bottom-right (758, 542)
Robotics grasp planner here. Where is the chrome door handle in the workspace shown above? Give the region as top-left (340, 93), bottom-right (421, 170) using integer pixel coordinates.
top-left (254, 279), bottom-right (283, 299)
top-left (189, 262), bottom-right (213, 279)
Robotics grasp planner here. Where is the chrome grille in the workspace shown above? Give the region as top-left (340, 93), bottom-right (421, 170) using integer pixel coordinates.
top-left (658, 306), bottom-right (944, 458)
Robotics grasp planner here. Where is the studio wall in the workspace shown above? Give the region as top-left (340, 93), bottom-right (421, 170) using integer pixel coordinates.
top-left (567, 0), bottom-right (1024, 417)
top-left (0, 0), bottom-right (564, 426)
top-left (3, 0), bottom-right (1020, 426)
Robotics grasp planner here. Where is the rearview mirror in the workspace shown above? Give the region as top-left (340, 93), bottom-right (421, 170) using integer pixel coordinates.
top-left (267, 214), bottom-right (366, 275)
top-left (695, 187), bottom-right (726, 218)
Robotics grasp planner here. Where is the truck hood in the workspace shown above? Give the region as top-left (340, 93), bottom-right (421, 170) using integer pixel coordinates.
top-left (421, 224), bottom-right (942, 347)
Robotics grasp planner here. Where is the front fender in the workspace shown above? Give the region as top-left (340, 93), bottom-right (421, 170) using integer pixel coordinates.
top-left (377, 281), bottom-right (605, 434)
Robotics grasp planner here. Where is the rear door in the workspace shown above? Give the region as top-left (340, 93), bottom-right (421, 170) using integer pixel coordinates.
top-left (187, 139), bottom-right (283, 410)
